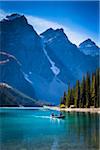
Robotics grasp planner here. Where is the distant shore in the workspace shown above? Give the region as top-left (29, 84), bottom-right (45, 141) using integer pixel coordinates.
top-left (0, 107), bottom-right (100, 114)
top-left (44, 106), bottom-right (100, 114)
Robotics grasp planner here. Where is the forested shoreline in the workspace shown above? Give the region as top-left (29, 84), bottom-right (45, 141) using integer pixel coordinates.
top-left (60, 68), bottom-right (100, 108)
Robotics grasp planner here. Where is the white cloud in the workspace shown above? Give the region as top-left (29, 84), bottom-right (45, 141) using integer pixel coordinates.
top-left (0, 9), bottom-right (9, 20)
top-left (0, 9), bottom-right (99, 46)
top-left (26, 15), bottom-right (90, 45)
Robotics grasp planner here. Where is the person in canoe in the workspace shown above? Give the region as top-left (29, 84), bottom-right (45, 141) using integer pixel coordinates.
top-left (51, 112), bottom-right (65, 119)
top-left (60, 112), bottom-right (63, 116)
top-left (51, 113), bottom-right (54, 117)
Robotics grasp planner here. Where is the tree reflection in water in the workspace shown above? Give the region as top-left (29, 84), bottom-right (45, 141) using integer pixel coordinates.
top-left (63, 112), bottom-right (99, 149)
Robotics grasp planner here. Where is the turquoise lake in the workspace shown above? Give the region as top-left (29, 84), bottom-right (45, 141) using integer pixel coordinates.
top-left (0, 108), bottom-right (99, 150)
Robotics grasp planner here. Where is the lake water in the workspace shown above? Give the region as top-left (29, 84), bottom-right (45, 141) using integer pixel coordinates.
top-left (0, 108), bottom-right (99, 150)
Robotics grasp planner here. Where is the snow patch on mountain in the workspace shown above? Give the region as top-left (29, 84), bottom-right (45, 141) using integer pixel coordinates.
top-left (23, 72), bottom-right (33, 85)
top-left (29, 72), bottom-right (32, 75)
top-left (41, 38), bottom-right (60, 76)
top-left (43, 47), bottom-right (60, 76)
top-left (44, 36), bottom-right (57, 43)
top-left (85, 44), bottom-right (92, 48)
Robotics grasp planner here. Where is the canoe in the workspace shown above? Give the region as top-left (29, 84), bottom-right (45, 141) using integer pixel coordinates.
top-left (51, 115), bottom-right (65, 119)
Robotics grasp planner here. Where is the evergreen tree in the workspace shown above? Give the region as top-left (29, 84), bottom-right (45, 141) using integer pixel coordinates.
top-left (71, 88), bottom-right (75, 105)
top-left (63, 91), bottom-right (67, 105)
top-left (66, 85), bottom-right (71, 107)
top-left (91, 73), bottom-right (96, 107)
top-left (95, 68), bottom-right (99, 107)
top-left (60, 97), bottom-right (63, 105)
top-left (80, 76), bottom-right (86, 108)
top-left (86, 73), bottom-right (91, 108)
top-left (75, 80), bottom-right (80, 108)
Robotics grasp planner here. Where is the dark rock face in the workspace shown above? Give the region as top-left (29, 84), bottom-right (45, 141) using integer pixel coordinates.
top-left (0, 52), bottom-right (36, 99)
top-left (0, 14), bottom-right (53, 81)
top-left (0, 83), bottom-right (42, 107)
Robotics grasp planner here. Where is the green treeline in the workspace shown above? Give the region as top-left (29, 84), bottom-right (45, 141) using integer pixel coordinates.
top-left (60, 68), bottom-right (100, 108)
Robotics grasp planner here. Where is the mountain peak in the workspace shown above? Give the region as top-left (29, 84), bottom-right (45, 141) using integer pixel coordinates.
top-left (55, 28), bottom-right (64, 33)
top-left (85, 38), bottom-right (92, 42)
top-left (6, 13), bottom-right (22, 20)
top-left (40, 28), bottom-right (55, 35)
top-left (1, 13), bottom-right (28, 25)
top-left (1, 13), bottom-right (24, 21)
top-left (79, 39), bottom-right (99, 56)
top-left (79, 38), bottom-right (97, 47)
top-left (40, 27), bottom-right (69, 44)
top-left (47, 28), bottom-right (54, 31)
top-left (41, 28), bottom-right (64, 35)
top-left (0, 13), bottom-right (39, 38)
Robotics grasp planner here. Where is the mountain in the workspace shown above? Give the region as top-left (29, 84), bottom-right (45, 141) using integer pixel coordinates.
top-left (0, 14), bottom-right (99, 104)
top-left (0, 52), bottom-right (36, 99)
top-left (0, 14), bottom-right (68, 104)
top-left (0, 13), bottom-right (53, 80)
top-left (40, 28), bottom-right (76, 84)
top-left (0, 83), bottom-right (42, 107)
top-left (41, 28), bottom-right (99, 82)
top-left (79, 39), bottom-right (100, 56)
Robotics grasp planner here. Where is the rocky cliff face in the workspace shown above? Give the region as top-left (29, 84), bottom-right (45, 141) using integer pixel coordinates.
top-left (0, 14), bottom-right (53, 81)
top-left (0, 83), bottom-right (42, 107)
top-left (0, 52), bottom-right (36, 99)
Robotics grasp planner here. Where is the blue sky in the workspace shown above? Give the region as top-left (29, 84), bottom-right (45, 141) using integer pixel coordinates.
top-left (0, 1), bottom-right (99, 46)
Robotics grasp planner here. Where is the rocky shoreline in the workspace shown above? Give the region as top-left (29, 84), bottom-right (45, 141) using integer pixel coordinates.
top-left (45, 106), bottom-right (100, 114)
